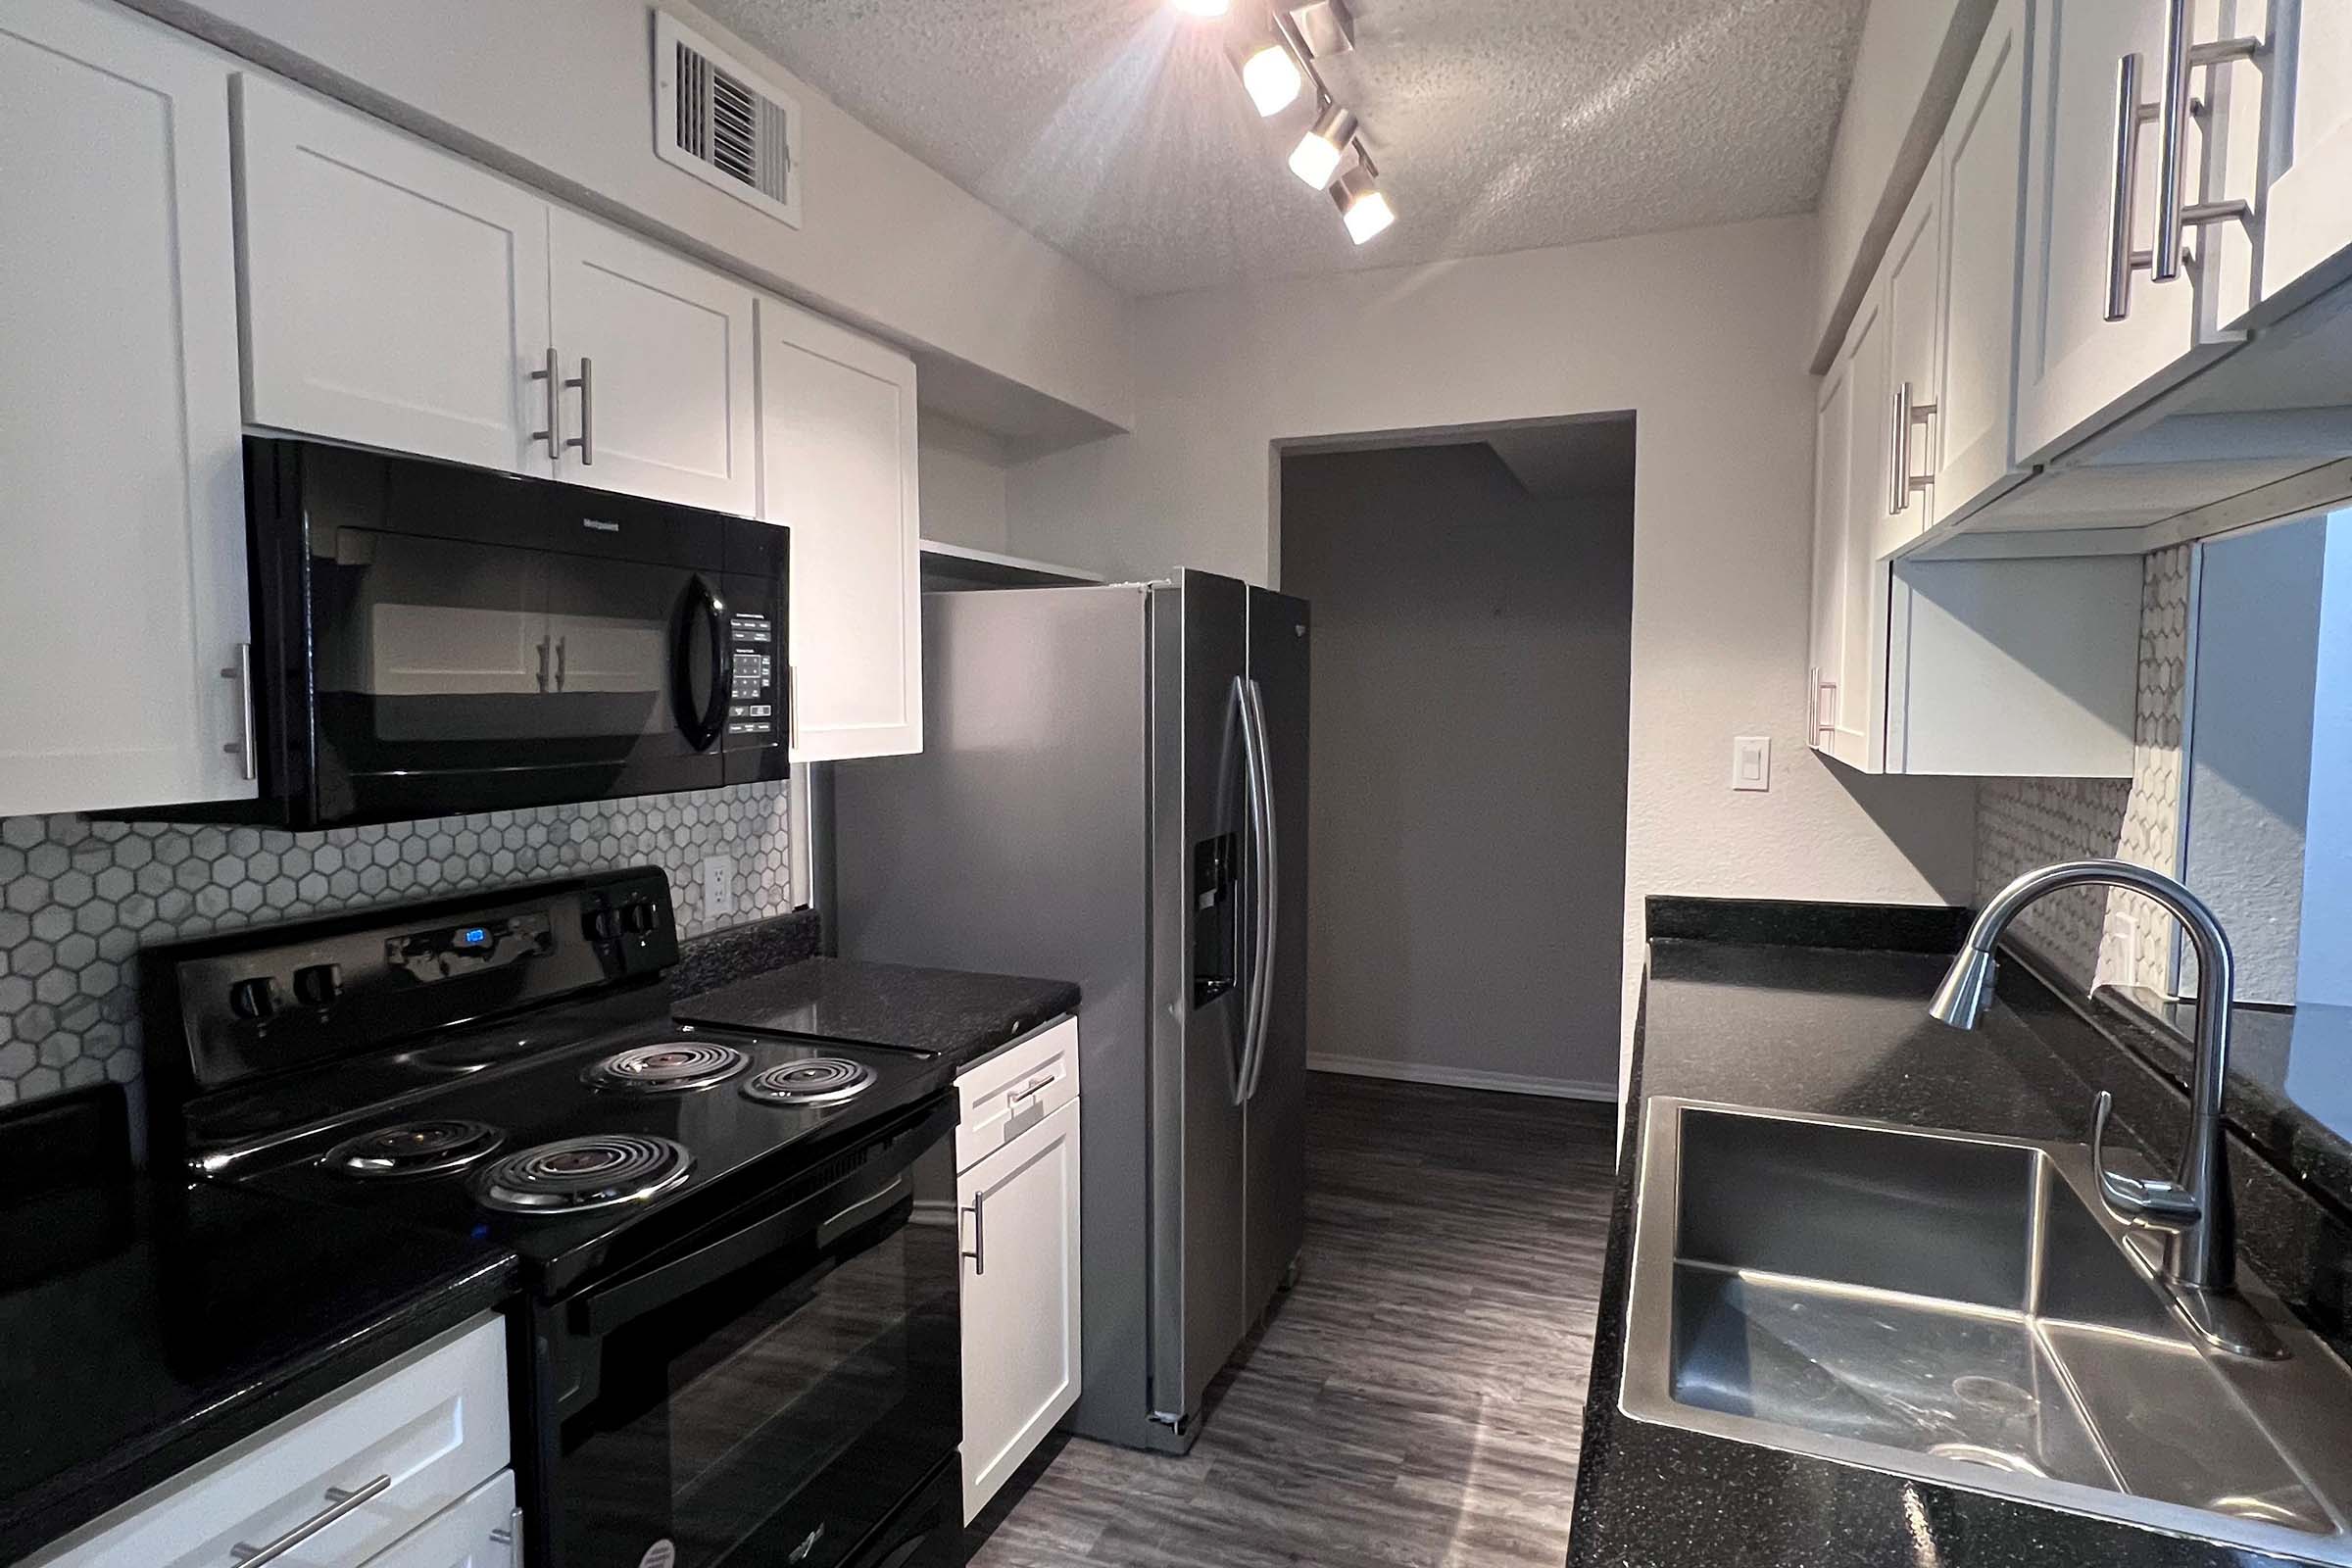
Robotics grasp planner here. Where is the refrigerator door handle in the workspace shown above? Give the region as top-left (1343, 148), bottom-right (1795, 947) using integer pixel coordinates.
top-left (1237, 676), bottom-right (1278, 1104)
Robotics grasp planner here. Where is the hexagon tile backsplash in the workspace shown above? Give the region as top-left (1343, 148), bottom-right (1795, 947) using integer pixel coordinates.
top-left (0, 782), bottom-right (793, 1107)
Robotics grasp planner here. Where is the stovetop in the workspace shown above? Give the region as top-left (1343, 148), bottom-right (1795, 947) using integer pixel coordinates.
top-left (197, 988), bottom-right (952, 1295)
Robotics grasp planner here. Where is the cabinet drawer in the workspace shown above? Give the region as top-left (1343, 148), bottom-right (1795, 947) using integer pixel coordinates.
top-left (361, 1470), bottom-right (516, 1568)
top-left (29, 1314), bottom-right (509, 1568)
top-left (956, 1016), bottom-right (1078, 1172)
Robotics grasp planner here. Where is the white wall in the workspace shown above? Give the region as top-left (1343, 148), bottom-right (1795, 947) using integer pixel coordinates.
top-left (1280, 443), bottom-right (1632, 1097)
top-left (2181, 515), bottom-right (2327, 1004)
top-left (130, 0), bottom-right (1130, 441)
top-left (1808, 0), bottom-right (1993, 370)
top-left (2299, 514), bottom-right (2352, 1006)
top-left (1004, 215), bottom-right (1982, 1070)
top-left (916, 415), bottom-right (1012, 553)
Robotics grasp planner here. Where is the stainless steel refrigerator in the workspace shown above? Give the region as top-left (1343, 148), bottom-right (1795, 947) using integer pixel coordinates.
top-left (829, 568), bottom-right (1309, 1454)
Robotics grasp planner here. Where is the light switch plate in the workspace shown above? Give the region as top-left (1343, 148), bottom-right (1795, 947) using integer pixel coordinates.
top-left (1731, 735), bottom-right (1771, 792)
top-left (702, 855), bottom-right (737, 919)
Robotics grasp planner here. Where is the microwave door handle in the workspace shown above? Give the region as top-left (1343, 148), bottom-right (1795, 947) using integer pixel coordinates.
top-left (670, 575), bottom-right (730, 750)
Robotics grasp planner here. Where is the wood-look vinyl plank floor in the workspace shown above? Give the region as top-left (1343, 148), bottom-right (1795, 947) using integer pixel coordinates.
top-left (962, 1073), bottom-right (1618, 1568)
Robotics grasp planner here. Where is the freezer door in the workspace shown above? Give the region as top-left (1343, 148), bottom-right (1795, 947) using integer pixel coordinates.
top-left (1153, 567), bottom-right (1252, 1426)
top-left (1245, 586), bottom-right (1310, 1318)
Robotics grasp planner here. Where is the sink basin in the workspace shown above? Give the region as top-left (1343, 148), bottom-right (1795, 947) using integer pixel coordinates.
top-left (1621, 1100), bottom-right (2352, 1561)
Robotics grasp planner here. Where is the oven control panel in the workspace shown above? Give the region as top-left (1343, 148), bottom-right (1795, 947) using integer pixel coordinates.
top-left (726, 611), bottom-right (777, 742)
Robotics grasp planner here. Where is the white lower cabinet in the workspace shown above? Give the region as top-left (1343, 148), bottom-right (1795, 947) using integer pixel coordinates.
top-left (25, 1314), bottom-right (511, 1568)
top-left (363, 1472), bottom-right (518, 1568)
top-left (0, 0), bottom-right (255, 818)
top-left (952, 1018), bottom-right (1082, 1524)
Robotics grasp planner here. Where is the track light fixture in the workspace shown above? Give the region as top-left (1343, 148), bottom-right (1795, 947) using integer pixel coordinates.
top-left (1197, 0), bottom-right (1396, 240)
top-left (1288, 103), bottom-right (1356, 190)
top-left (1331, 165), bottom-right (1394, 244)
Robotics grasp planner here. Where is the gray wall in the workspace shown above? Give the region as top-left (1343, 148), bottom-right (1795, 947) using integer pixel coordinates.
top-left (1279, 443), bottom-right (1633, 1095)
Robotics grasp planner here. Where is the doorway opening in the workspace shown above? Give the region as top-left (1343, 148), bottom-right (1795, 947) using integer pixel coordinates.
top-left (1276, 414), bottom-right (1637, 1101)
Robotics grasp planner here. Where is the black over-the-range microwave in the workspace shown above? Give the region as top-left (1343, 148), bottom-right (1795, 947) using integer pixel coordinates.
top-left (209, 437), bottom-right (789, 828)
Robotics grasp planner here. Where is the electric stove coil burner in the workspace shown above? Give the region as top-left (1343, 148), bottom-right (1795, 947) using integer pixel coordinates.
top-left (581, 1041), bottom-right (748, 1093)
top-left (473, 1134), bottom-right (694, 1213)
top-left (326, 1118), bottom-right (506, 1179)
top-left (741, 1057), bottom-right (876, 1107)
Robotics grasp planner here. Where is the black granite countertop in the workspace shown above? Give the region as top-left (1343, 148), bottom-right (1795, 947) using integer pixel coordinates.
top-left (0, 1092), bottom-right (514, 1561)
top-left (674, 956), bottom-right (1079, 1071)
top-left (1565, 899), bottom-right (2338, 1568)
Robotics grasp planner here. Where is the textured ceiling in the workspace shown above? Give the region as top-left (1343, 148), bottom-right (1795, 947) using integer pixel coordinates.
top-left (697, 0), bottom-right (1867, 297)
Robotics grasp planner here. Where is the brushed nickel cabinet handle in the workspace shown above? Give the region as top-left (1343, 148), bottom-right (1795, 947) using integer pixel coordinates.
top-left (530, 346), bottom-right (561, 459)
top-left (2151, 0), bottom-right (2261, 285)
top-left (961, 1191), bottom-right (986, 1277)
top-left (220, 642), bottom-right (256, 782)
top-left (227, 1473), bottom-right (391, 1565)
top-left (564, 356), bottom-right (595, 466)
top-left (2106, 53), bottom-right (2158, 321)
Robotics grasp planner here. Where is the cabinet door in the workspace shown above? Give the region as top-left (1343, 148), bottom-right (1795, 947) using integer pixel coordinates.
top-left (2263, 0), bottom-right (2352, 309)
top-left (1808, 354), bottom-right (1852, 760)
top-left (0, 0), bottom-right (253, 817)
top-left (1878, 171), bottom-right (1943, 554)
top-left (360, 1473), bottom-right (516, 1568)
top-left (2016, 0), bottom-right (2237, 463)
top-left (1831, 289), bottom-right (1890, 772)
top-left (959, 1097), bottom-right (1081, 1524)
top-left (1934, 0), bottom-right (2033, 521)
top-left (757, 295), bottom-right (923, 761)
top-left (548, 209), bottom-right (757, 514)
top-left (237, 76), bottom-right (554, 474)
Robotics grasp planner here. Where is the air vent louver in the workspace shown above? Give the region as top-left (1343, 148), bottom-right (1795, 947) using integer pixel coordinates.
top-left (655, 11), bottom-right (802, 228)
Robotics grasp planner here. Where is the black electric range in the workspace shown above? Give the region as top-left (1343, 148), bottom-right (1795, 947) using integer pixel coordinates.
top-left (141, 868), bottom-right (964, 1568)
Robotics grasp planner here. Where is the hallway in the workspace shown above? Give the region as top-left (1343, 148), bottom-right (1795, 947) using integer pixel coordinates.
top-left (963, 1075), bottom-right (1618, 1567)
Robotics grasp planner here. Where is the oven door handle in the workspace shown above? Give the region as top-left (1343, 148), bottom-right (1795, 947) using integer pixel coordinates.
top-left (574, 1104), bottom-right (947, 1339)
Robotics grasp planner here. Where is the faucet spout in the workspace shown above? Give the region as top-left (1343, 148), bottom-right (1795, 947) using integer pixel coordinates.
top-left (1929, 858), bottom-right (2280, 1358)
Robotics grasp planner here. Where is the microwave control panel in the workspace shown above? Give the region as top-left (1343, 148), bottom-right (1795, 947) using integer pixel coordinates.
top-left (727, 612), bottom-right (777, 742)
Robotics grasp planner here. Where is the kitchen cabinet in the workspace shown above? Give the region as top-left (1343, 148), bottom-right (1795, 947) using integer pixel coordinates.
top-left (1809, 0), bottom-right (2138, 780)
top-left (548, 209), bottom-right (758, 514)
top-left (1930, 0), bottom-right (2034, 523)
top-left (2262, 2), bottom-right (2352, 313)
top-left (952, 1018), bottom-right (1082, 1524)
top-left (237, 81), bottom-right (757, 514)
top-left (236, 75), bottom-right (554, 475)
top-left (24, 1315), bottom-right (511, 1568)
top-left (757, 296), bottom-right (923, 761)
top-left (2013, 0), bottom-right (2251, 466)
top-left (0, 0), bottom-right (255, 819)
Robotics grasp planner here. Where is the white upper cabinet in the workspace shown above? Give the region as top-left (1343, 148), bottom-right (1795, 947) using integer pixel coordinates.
top-left (1808, 353), bottom-right (1853, 764)
top-left (2260, 2), bottom-right (2352, 313)
top-left (1830, 288), bottom-right (1890, 771)
top-left (1877, 172), bottom-right (1943, 554)
top-left (757, 296), bottom-right (923, 761)
top-left (237, 76), bottom-right (555, 475)
top-left (2015, 0), bottom-right (2243, 465)
top-left (548, 210), bottom-right (757, 514)
top-left (1931, 0), bottom-right (2033, 523)
top-left (0, 0), bottom-right (255, 817)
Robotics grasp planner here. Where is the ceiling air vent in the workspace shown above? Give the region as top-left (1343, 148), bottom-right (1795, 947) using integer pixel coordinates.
top-left (653, 10), bottom-right (802, 228)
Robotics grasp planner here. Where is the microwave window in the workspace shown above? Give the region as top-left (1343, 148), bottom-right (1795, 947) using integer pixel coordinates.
top-left (313, 530), bottom-right (720, 772)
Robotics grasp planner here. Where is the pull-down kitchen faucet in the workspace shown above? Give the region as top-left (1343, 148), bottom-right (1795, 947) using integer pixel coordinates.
top-left (1929, 858), bottom-right (2282, 1358)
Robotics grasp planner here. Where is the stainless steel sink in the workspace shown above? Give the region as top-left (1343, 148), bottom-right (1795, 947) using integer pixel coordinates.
top-left (1621, 1099), bottom-right (2352, 1561)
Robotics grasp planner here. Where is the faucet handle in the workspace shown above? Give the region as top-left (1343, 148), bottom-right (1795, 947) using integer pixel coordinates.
top-left (2090, 1090), bottom-right (2202, 1225)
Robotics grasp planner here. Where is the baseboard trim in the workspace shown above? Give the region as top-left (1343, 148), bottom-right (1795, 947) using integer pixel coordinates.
top-left (1306, 1054), bottom-right (1618, 1103)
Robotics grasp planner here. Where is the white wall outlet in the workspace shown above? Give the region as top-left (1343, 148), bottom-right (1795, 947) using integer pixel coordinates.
top-left (1731, 735), bottom-right (1771, 792)
top-left (702, 854), bottom-right (737, 919)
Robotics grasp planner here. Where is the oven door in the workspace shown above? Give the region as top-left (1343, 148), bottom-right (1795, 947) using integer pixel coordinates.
top-left (529, 1100), bottom-right (960, 1568)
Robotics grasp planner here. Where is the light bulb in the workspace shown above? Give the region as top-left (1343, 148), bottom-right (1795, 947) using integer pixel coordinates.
top-left (1288, 105), bottom-right (1356, 189)
top-left (1238, 41), bottom-right (1302, 116)
top-left (1332, 167), bottom-right (1395, 244)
